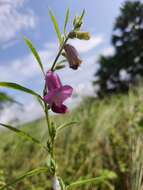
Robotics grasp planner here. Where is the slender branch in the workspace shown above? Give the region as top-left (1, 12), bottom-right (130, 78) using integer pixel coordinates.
top-left (51, 36), bottom-right (69, 71)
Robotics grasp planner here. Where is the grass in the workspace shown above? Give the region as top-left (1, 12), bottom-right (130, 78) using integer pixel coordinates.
top-left (0, 87), bottom-right (143, 189)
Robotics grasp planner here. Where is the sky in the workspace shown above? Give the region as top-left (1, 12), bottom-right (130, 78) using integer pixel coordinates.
top-left (0, 0), bottom-right (126, 123)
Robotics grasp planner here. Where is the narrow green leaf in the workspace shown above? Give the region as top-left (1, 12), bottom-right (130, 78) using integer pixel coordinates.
top-left (0, 82), bottom-right (42, 100)
top-left (49, 10), bottom-right (62, 44)
top-left (54, 64), bottom-right (65, 71)
top-left (23, 37), bottom-right (45, 76)
top-left (64, 8), bottom-right (70, 34)
top-left (58, 177), bottom-right (66, 190)
top-left (0, 167), bottom-right (49, 190)
top-left (66, 176), bottom-right (106, 189)
top-left (0, 123), bottom-right (41, 145)
top-left (80, 9), bottom-right (85, 21)
top-left (36, 97), bottom-right (45, 110)
top-left (57, 121), bottom-right (79, 132)
top-left (66, 171), bottom-right (117, 189)
top-left (57, 59), bottom-right (67, 65)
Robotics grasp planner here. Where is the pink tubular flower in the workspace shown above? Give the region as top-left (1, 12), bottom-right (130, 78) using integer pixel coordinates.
top-left (44, 71), bottom-right (73, 114)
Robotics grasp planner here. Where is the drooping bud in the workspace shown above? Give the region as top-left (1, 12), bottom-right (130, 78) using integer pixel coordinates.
top-left (52, 176), bottom-right (61, 190)
top-left (69, 31), bottom-right (90, 40)
top-left (64, 44), bottom-right (82, 70)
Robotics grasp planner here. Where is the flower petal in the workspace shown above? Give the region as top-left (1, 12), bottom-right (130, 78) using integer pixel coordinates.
top-left (51, 103), bottom-right (68, 113)
top-left (45, 71), bottom-right (62, 90)
top-left (43, 89), bottom-right (57, 105)
top-left (53, 85), bottom-right (73, 106)
top-left (44, 85), bottom-right (73, 107)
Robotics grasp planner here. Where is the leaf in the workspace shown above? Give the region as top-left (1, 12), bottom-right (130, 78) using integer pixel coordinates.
top-left (0, 123), bottom-right (43, 147)
top-left (64, 8), bottom-right (70, 34)
top-left (0, 82), bottom-right (42, 100)
top-left (0, 167), bottom-right (49, 190)
top-left (57, 59), bottom-right (67, 64)
top-left (66, 171), bottom-right (117, 189)
top-left (23, 37), bottom-right (45, 76)
top-left (49, 10), bottom-right (62, 44)
top-left (54, 64), bottom-right (65, 71)
top-left (80, 9), bottom-right (85, 22)
top-left (36, 97), bottom-right (45, 110)
top-left (58, 177), bottom-right (66, 190)
top-left (57, 121), bottom-right (79, 132)
top-left (66, 176), bottom-right (107, 189)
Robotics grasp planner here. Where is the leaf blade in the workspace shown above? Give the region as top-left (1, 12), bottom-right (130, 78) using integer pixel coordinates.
top-left (0, 167), bottom-right (48, 190)
top-left (57, 121), bottom-right (79, 132)
top-left (66, 176), bottom-right (106, 189)
top-left (0, 82), bottom-right (42, 99)
top-left (49, 10), bottom-right (62, 44)
top-left (64, 8), bottom-right (70, 34)
top-left (66, 171), bottom-right (117, 189)
top-left (23, 37), bottom-right (45, 76)
top-left (80, 9), bottom-right (85, 21)
top-left (0, 123), bottom-right (41, 146)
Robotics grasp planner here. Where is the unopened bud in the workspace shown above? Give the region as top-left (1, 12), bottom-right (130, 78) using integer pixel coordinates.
top-left (52, 176), bottom-right (61, 190)
top-left (69, 31), bottom-right (90, 40)
top-left (73, 10), bottom-right (85, 30)
top-left (64, 44), bottom-right (82, 70)
top-left (73, 16), bottom-right (83, 30)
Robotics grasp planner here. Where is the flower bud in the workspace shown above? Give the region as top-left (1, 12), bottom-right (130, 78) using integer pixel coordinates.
top-left (73, 16), bottom-right (83, 30)
top-left (73, 10), bottom-right (85, 30)
top-left (69, 31), bottom-right (90, 40)
top-left (64, 44), bottom-right (82, 70)
top-left (52, 176), bottom-right (61, 190)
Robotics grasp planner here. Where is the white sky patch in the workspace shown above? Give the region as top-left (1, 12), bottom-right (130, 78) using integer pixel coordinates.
top-left (0, 99), bottom-right (44, 124)
top-left (0, 47), bottom-right (56, 83)
top-left (102, 46), bottom-right (115, 56)
top-left (0, 0), bottom-right (36, 44)
top-left (69, 35), bottom-right (104, 53)
top-left (74, 82), bottom-right (94, 96)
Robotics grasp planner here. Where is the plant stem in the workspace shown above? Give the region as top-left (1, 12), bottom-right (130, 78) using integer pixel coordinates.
top-left (44, 103), bottom-right (51, 133)
top-left (43, 85), bottom-right (51, 139)
top-left (51, 36), bottom-right (69, 71)
top-left (43, 85), bottom-right (54, 158)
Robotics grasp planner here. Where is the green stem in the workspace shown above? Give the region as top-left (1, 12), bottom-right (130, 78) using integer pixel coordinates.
top-left (51, 36), bottom-right (69, 71)
top-left (43, 85), bottom-right (54, 158)
top-left (44, 104), bottom-right (55, 159)
top-left (43, 85), bottom-right (52, 143)
top-left (44, 103), bottom-right (51, 134)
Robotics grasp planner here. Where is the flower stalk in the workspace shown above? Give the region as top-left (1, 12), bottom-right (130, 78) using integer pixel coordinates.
top-left (51, 36), bottom-right (69, 71)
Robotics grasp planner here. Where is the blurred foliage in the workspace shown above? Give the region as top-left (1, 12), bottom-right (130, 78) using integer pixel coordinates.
top-left (0, 86), bottom-right (143, 189)
top-left (0, 92), bottom-right (14, 111)
top-left (93, 1), bottom-right (143, 97)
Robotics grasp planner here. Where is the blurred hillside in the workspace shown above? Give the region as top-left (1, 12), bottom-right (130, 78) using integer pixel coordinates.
top-left (0, 86), bottom-right (143, 190)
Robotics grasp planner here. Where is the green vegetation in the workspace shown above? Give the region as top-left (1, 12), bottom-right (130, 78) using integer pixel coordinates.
top-left (0, 87), bottom-right (143, 190)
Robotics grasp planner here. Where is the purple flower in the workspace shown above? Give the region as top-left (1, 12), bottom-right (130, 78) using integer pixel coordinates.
top-left (44, 71), bottom-right (73, 114)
